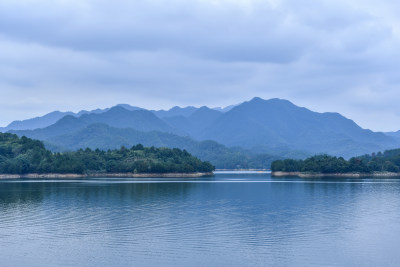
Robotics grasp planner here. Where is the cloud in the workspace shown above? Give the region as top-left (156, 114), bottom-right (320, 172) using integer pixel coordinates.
top-left (0, 0), bottom-right (312, 62)
top-left (0, 0), bottom-right (399, 131)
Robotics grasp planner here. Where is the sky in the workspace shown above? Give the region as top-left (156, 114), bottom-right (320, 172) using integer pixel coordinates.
top-left (0, 0), bottom-right (400, 131)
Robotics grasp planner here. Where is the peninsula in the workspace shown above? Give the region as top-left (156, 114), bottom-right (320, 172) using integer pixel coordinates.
top-left (271, 152), bottom-right (400, 177)
top-left (0, 133), bottom-right (214, 178)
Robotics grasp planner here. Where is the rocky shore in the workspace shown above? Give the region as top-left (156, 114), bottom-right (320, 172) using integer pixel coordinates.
top-left (0, 172), bottom-right (214, 179)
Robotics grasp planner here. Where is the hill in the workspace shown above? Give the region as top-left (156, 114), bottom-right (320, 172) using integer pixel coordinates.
top-left (10, 106), bottom-right (176, 140)
top-left (7, 97), bottom-right (399, 160)
top-left (0, 111), bottom-right (75, 132)
top-left (163, 106), bottom-right (222, 138)
top-left (0, 132), bottom-right (214, 175)
top-left (152, 106), bottom-right (198, 118)
top-left (271, 148), bottom-right (400, 175)
top-left (43, 124), bottom-right (280, 169)
top-left (0, 104), bottom-right (143, 132)
top-left (196, 97), bottom-right (399, 157)
top-left (385, 130), bottom-right (400, 138)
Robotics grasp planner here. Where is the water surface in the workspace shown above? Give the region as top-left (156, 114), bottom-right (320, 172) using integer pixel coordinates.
top-left (1, 172), bottom-right (400, 266)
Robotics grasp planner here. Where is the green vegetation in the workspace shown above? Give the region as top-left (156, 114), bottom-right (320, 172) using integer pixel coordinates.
top-left (0, 133), bottom-right (214, 174)
top-left (11, 97), bottom-right (400, 170)
top-left (271, 149), bottom-right (400, 173)
top-left (14, 123), bottom-right (280, 170)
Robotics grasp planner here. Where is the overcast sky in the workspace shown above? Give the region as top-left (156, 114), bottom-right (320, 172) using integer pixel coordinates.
top-left (0, 0), bottom-right (400, 131)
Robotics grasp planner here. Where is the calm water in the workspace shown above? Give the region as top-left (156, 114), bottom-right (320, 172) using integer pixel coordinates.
top-left (1, 172), bottom-right (400, 267)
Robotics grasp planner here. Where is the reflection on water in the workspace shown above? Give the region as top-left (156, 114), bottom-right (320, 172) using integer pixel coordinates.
top-left (1, 173), bottom-right (400, 266)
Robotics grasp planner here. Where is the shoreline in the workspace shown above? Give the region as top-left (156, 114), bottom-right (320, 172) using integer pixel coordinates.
top-left (215, 169), bottom-right (268, 171)
top-left (271, 171), bottom-right (400, 178)
top-left (0, 172), bottom-right (214, 179)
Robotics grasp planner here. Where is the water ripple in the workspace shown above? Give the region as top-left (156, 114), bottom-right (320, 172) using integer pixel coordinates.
top-left (1, 174), bottom-right (400, 266)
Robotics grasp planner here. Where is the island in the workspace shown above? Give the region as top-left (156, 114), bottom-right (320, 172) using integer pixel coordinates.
top-left (271, 152), bottom-right (400, 177)
top-left (0, 133), bottom-right (214, 178)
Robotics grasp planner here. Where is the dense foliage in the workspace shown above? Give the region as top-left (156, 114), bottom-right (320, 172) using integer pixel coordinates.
top-left (271, 149), bottom-right (400, 173)
top-left (0, 133), bottom-right (214, 174)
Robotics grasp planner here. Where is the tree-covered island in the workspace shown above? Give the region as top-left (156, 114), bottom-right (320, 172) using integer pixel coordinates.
top-left (0, 133), bottom-right (214, 178)
top-left (271, 150), bottom-right (400, 177)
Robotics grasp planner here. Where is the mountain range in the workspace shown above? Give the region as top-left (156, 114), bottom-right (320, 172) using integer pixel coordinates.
top-left (3, 97), bottom-right (400, 168)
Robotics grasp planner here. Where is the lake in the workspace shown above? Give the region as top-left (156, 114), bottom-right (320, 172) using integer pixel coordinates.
top-left (1, 171), bottom-right (400, 266)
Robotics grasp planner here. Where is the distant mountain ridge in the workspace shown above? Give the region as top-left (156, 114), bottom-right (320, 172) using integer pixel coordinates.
top-left (0, 103), bottom-right (230, 131)
top-left (10, 107), bottom-right (176, 140)
top-left (196, 97), bottom-right (398, 157)
top-left (0, 111), bottom-right (75, 131)
top-left (6, 97), bottom-right (400, 163)
top-left (0, 107), bottom-right (111, 132)
top-left (385, 130), bottom-right (400, 138)
top-left (163, 106), bottom-right (223, 138)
